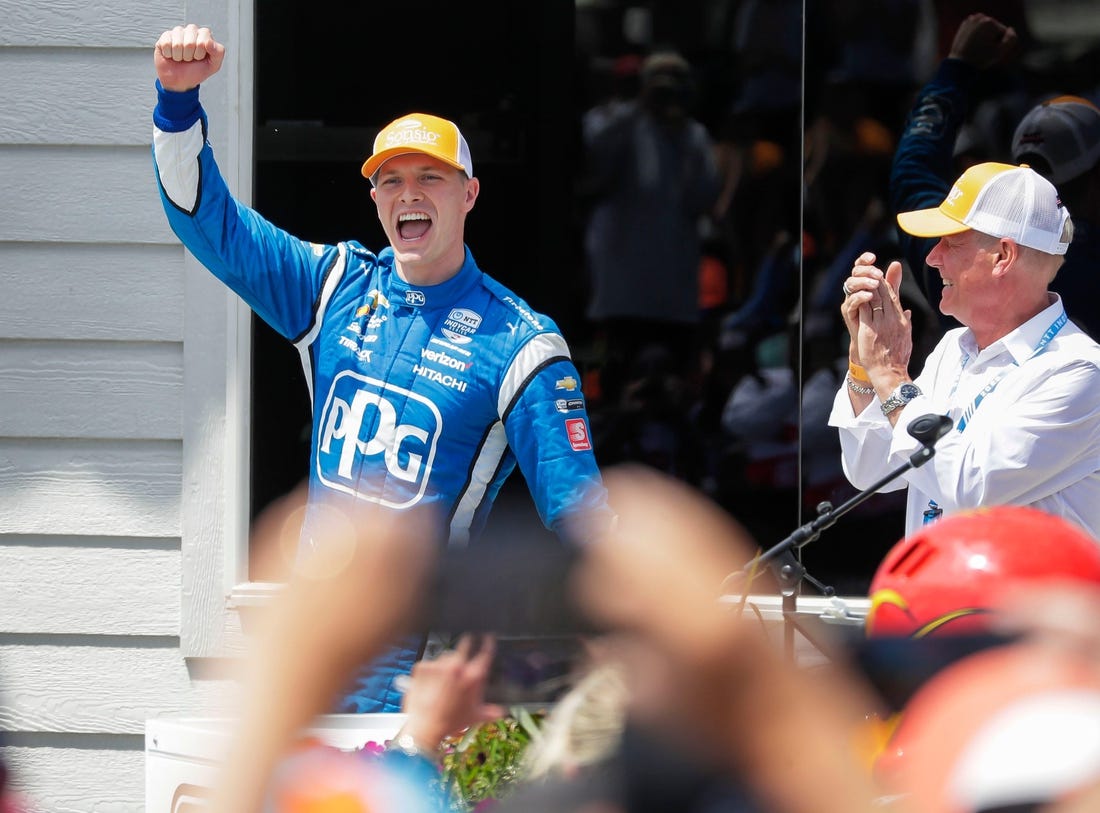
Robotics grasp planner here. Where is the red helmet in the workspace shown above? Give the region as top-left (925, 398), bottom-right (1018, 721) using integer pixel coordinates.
top-left (866, 506), bottom-right (1100, 637)
top-left (876, 641), bottom-right (1100, 813)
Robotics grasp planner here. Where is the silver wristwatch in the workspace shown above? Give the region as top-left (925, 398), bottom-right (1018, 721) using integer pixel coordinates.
top-left (881, 382), bottom-right (921, 416)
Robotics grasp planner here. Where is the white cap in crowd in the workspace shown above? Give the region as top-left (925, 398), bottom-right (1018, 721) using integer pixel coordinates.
top-left (1012, 95), bottom-right (1100, 186)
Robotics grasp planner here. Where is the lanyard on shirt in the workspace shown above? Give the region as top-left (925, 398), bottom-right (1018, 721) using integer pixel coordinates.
top-left (956, 311), bottom-right (1068, 432)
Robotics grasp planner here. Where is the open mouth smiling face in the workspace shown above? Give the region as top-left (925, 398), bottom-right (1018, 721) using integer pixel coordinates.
top-left (397, 211), bottom-right (432, 243)
top-left (370, 154), bottom-right (479, 280)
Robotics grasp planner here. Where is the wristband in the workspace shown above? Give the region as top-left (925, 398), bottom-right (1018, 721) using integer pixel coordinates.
top-left (848, 361), bottom-right (871, 383)
top-left (846, 373), bottom-right (875, 396)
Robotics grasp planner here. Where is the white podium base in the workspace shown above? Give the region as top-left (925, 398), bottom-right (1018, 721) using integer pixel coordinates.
top-left (144, 713), bottom-right (406, 812)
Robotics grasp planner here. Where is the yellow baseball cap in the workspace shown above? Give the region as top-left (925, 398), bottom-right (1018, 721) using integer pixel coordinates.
top-left (896, 161), bottom-right (1072, 255)
top-left (360, 113), bottom-right (473, 183)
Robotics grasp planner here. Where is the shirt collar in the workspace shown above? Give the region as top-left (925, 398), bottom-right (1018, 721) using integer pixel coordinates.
top-left (959, 293), bottom-right (1066, 364)
top-left (376, 246), bottom-right (481, 309)
top-left (1003, 293), bottom-right (1066, 363)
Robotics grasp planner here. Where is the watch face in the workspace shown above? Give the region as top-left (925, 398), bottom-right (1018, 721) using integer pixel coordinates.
top-left (900, 383), bottom-right (921, 401)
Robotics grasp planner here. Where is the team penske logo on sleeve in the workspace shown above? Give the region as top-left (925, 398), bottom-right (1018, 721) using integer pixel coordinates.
top-left (565, 418), bottom-right (592, 451)
top-left (317, 371), bottom-right (441, 508)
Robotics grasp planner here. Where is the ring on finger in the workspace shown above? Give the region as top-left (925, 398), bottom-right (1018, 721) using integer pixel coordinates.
top-left (872, 306), bottom-right (884, 312)
top-left (842, 281), bottom-right (853, 297)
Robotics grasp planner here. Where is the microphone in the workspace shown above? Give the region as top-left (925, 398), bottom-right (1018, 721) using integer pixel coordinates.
top-left (729, 413), bottom-right (956, 601)
top-left (907, 413), bottom-right (952, 447)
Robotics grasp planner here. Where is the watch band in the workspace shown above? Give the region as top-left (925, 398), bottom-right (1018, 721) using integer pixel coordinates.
top-left (880, 394), bottom-right (905, 415)
top-left (881, 382), bottom-right (921, 416)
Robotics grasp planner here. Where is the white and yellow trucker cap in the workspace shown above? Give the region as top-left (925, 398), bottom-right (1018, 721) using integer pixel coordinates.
top-left (896, 161), bottom-right (1072, 255)
top-left (361, 113), bottom-right (473, 183)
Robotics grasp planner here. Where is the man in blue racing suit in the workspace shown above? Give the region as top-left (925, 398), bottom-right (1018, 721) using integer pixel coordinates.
top-left (153, 24), bottom-right (612, 712)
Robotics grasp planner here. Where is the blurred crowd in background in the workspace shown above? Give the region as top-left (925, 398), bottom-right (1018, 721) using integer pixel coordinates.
top-left (569, 0), bottom-right (1100, 592)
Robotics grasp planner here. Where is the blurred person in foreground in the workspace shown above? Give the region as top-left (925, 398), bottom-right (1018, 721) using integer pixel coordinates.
top-left (208, 489), bottom-right (503, 813)
top-left (565, 466), bottom-right (885, 813)
top-left (217, 467), bottom-right (886, 813)
top-left (569, 469), bottom-right (1100, 813)
top-left (831, 161), bottom-right (1100, 539)
top-left (872, 580), bottom-right (1100, 813)
top-left (891, 11), bottom-right (1100, 338)
top-left (215, 467), bottom-right (1100, 813)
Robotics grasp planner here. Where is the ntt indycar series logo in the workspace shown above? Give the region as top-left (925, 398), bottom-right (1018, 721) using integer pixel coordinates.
top-left (317, 371), bottom-right (441, 508)
top-left (441, 308), bottom-right (482, 345)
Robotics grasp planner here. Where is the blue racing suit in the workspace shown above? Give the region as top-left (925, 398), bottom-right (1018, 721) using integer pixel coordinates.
top-left (152, 81), bottom-right (611, 710)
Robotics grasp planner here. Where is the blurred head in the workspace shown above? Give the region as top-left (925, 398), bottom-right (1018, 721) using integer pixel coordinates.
top-left (876, 641), bottom-right (1100, 813)
top-left (1012, 95), bottom-right (1100, 186)
top-left (639, 51), bottom-right (695, 122)
top-left (866, 506), bottom-right (1100, 638)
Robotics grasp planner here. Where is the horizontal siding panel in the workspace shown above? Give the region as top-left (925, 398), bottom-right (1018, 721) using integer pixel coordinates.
top-left (0, 544), bottom-right (180, 635)
top-left (0, 146), bottom-right (178, 243)
top-left (2, 739), bottom-right (144, 813)
top-left (1, 1), bottom-right (184, 47)
top-left (0, 644), bottom-right (234, 734)
top-left (0, 340), bottom-right (183, 439)
top-left (0, 438), bottom-right (181, 537)
top-left (0, 243), bottom-right (186, 342)
top-left (0, 49), bottom-right (157, 146)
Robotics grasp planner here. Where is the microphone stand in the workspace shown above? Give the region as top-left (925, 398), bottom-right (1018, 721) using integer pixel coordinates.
top-left (727, 413), bottom-right (953, 661)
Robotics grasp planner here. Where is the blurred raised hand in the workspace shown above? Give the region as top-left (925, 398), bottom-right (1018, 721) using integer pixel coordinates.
top-left (571, 465), bottom-right (885, 813)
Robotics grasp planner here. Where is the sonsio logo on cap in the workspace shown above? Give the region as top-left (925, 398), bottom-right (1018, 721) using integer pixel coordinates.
top-left (383, 119), bottom-right (442, 148)
top-left (361, 112), bottom-right (473, 181)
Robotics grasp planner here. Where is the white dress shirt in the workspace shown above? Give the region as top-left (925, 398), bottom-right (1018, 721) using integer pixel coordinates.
top-left (829, 295), bottom-right (1100, 539)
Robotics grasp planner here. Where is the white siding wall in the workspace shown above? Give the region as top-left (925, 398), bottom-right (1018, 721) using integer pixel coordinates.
top-left (0, 1), bottom-right (244, 809)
